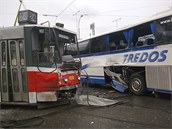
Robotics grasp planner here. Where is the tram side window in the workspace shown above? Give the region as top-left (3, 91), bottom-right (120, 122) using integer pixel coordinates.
top-left (155, 16), bottom-right (172, 44)
top-left (133, 22), bottom-right (155, 48)
top-left (19, 41), bottom-right (25, 66)
top-left (109, 31), bottom-right (128, 51)
top-left (10, 41), bottom-right (17, 66)
top-left (1, 42), bottom-right (6, 66)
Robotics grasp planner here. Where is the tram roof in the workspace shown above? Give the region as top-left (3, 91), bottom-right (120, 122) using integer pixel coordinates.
top-left (79, 9), bottom-right (172, 42)
top-left (0, 24), bottom-right (76, 35)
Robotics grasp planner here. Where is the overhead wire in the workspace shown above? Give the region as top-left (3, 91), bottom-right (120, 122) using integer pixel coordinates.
top-left (54, 0), bottom-right (76, 22)
top-left (1, 4), bottom-right (166, 18)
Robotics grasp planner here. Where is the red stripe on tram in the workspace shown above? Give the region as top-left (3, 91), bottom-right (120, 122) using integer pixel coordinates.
top-left (27, 71), bottom-right (60, 92)
top-left (27, 71), bottom-right (80, 92)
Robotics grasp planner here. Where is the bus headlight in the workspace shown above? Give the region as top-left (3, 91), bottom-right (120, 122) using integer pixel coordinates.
top-left (78, 77), bottom-right (80, 80)
top-left (64, 78), bottom-right (68, 82)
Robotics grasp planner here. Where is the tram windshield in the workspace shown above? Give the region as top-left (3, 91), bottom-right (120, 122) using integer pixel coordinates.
top-left (31, 27), bottom-right (79, 68)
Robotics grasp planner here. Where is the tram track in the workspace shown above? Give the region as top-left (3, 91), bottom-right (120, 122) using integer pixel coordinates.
top-left (0, 100), bottom-right (171, 128)
top-left (68, 110), bottom-right (171, 129)
top-left (37, 101), bottom-right (171, 128)
top-left (121, 103), bottom-right (172, 114)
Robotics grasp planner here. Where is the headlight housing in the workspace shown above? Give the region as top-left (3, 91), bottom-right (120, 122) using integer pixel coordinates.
top-left (64, 78), bottom-right (68, 82)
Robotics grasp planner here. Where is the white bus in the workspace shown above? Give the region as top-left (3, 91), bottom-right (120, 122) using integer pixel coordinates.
top-left (65, 10), bottom-right (172, 95)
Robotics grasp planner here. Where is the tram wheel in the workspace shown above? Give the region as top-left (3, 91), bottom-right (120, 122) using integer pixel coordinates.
top-left (129, 74), bottom-right (146, 95)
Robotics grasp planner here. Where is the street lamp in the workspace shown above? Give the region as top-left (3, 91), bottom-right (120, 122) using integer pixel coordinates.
top-left (78, 15), bottom-right (83, 39)
top-left (78, 14), bottom-right (87, 39)
top-left (112, 18), bottom-right (121, 29)
top-left (73, 11), bottom-right (80, 33)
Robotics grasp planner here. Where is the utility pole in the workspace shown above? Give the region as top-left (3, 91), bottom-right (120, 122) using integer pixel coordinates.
top-left (14, 0), bottom-right (23, 26)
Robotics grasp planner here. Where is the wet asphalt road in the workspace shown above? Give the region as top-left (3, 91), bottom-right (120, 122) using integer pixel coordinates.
top-left (0, 85), bottom-right (172, 129)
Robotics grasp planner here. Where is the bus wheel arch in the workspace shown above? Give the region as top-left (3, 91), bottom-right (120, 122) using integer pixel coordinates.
top-left (129, 73), bottom-right (146, 95)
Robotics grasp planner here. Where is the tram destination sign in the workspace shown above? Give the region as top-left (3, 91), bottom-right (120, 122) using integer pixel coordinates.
top-left (18, 10), bottom-right (37, 25)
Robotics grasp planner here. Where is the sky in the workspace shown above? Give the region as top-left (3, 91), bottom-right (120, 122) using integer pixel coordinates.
top-left (0, 0), bottom-right (172, 39)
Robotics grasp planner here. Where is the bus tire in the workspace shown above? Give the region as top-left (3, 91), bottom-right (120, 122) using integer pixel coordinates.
top-left (129, 74), bottom-right (146, 95)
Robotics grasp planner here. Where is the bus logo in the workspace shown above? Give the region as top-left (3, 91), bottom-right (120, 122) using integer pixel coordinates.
top-left (123, 50), bottom-right (168, 64)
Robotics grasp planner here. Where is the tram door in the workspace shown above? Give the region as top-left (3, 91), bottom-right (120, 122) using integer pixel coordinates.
top-left (0, 40), bottom-right (9, 102)
top-left (0, 40), bottom-right (28, 102)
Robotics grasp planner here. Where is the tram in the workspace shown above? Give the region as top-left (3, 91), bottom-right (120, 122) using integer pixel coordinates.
top-left (0, 24), bottom-right (81, 106)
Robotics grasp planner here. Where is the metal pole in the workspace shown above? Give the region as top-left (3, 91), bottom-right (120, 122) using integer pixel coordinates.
top-left (73, 11), bottom-right (80, 34)
top-left (78, 14), bottom-right (88, 39)
top-left (78, 15), bottom-right (83, 40)
top-left (13, 0), bottom-right (22, 26)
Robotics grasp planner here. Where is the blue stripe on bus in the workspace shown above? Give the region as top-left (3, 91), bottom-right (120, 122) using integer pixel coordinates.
top-left (81, 75), bottom-right (105, 85)
top-left (81, 75), bottom-right (104, 77)
top-left (147, 88), bottom-right (172, 94)
top-left (80, 76), bottom-right (172, 94)
top-left (74, 46), bottom-right (155, 58)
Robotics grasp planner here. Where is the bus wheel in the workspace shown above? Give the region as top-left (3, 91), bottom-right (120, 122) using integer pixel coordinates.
top-left (129, 74), bottom-right (146, 95)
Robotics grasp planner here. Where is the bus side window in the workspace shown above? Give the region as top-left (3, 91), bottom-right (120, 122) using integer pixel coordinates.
top-left (99, 36), bottom-right (106, 52)
top-left (155, 16), bottom-right (172, 44)
top-left (133, 22), bottom-right (153, 48)
top-left (109, 31), bottom-right (128, 51)
top-left (90, 39), bottom-right (101, 53)
top-left (118, 40), bottom-right (128, 49)
top-left (109, 42), bottom-right (117, 50)
top-left (78, 40), bottom-right (90, 55)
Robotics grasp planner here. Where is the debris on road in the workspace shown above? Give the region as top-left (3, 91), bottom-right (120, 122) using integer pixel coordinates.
top-left (75, 95), bottom-right (119, 106)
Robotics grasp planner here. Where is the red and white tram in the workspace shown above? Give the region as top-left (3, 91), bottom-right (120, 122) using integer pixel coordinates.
top-left (0, 24), bottom-right (81, 106)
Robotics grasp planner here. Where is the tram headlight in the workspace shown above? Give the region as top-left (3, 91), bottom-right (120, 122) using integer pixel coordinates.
top-left (64, 78), bottom-right (68, 82)
top-left (78, 77), bottom-right (80, 80)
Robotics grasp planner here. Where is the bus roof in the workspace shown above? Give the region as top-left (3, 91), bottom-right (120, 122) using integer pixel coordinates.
top-left (79, 9), bottom-right (172, 42)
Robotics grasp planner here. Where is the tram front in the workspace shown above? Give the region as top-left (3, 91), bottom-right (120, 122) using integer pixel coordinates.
top-left (0, 25), bottom-right (81, 105)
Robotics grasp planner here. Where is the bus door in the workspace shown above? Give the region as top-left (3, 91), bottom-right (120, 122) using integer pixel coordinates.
top-left (7, 40), bottom-right (28, 102)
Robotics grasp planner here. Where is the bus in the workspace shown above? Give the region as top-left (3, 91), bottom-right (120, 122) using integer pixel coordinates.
top-left (0, 24), bottom-right (81, 106)
top-left (65, 9), bottom-right (172, 95)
